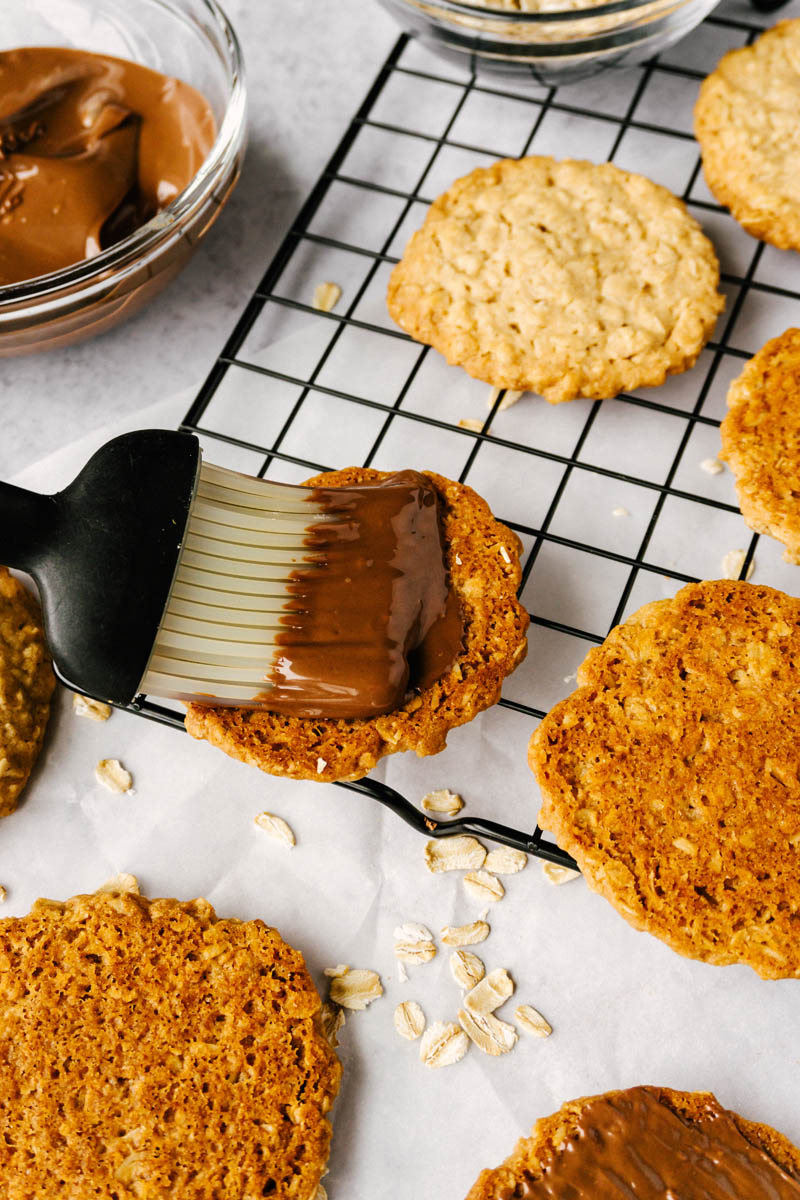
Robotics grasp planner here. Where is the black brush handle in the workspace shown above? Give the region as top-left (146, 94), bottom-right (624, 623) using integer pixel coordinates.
top-left (0, 481), bottom-right (58, 570)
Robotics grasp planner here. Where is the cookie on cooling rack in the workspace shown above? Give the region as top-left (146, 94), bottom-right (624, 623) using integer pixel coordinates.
top-left (0, 887), bottom-right (341, 1200)
top-left (466, 1085), bottom-right (800, 1198)
top-left (529, 579), bottom-right (800, 979)
top-left (0, 565), bottom-right (55, 818)
top-left (695, 20), bottom-right (800, 250)
top-left (721, 328), bottom-right (800, 563)
top-left (185, 466), bottom-right (528, 783)
top-left (386, 156), bottom-right (723, 403)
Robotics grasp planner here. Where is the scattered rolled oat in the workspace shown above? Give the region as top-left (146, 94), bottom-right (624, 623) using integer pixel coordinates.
top-left (323, 964), bottom-right (349, 978)
top-left (320, 1001), bottom-right (345, 1047)
top-left (315, 1184), bottom-right (328, 1200)
top-left (612, 506), bottom-right (630, 518)
top-left (0, 885), bottom-right (6, 903)
top-left (700, 457), bottom-right (724, 475)
top-left (329, 968), bottom-right (383, 1011)
top-left (542, 862), bottom-right (581, 885)
top-left (96, 873), bottom-right (140, 896)
top-left (393, 921), bottom-right (437, 964)
top-left (450, 950), bottom-right (485, 990)
top-left (394, 1000), bottom-right (426, 1041)
top-left (73, 694), bottom-right (112, 721)
top-left (312, 281), bottom-right (342, 312)
top-left (458, 417), bottom-right (485, 432)
top-left (463, 870), bottom-right (504, 904)
top-left (487, 386), bottom-right (524, 412)
top-left (515, 1004), bottom-right (553, 1038)
top-left (484, 847), bottom-right (527, 875)
top-left (458, 1008), bottom-right (518, 1056)
top-left (397, 961), bottom-right (409, 983)
top-left (721, 548), bottom-right (754, 580)
top-left (465, 968), bottom-right (514, 1016)
top-left (441, 920), bottom-right (490, 947)
top-left (419, 1020), bottom-right (469, 1069)
top-left (95, 758), bottom-right (133, 794)
top-left (425, 835), bottom-right (486, 873)
top-left (254, 811), bottom-right (296, 848)
top-left (421, 788), bottom-right (464, 816)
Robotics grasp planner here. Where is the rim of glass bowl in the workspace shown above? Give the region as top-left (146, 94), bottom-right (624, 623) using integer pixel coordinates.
top-left (0, 0), bottom-right (246, 309)
top-left (397, 0), bottom-right (689, 25)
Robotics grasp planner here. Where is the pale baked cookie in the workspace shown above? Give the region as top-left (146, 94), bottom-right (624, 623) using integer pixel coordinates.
top-left (530, 580), bottom-right (800, 979)
top-left (0, 566), bottom-right (55, 817)
top-left (695, 20), bottom-right (800, 250)
top-left (387, 157), bottom-right (723, 403)
top-left (466, 1086), bottom-right (800, 1198)
top-left (186, 467), bottom-right (528, 782)
top-left (721, 329), bottom-right (800, 562)
top-left (0, 889), bottom-right (341, 1200)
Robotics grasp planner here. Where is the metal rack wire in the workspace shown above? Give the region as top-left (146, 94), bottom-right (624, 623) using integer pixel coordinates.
top-left (129, 5), bottom-right (793, 867)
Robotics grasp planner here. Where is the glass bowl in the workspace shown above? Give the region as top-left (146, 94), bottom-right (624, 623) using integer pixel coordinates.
top-left (375, 0), bottom-right (721, 84)
top-left (0, 0), bottom-right (246, 355)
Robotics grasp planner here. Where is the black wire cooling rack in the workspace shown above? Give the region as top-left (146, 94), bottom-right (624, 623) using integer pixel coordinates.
top-left (128, 5), bottom-right (798, 867)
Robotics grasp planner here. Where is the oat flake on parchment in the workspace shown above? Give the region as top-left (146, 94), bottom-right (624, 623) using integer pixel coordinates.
top-left (0, 886), bottom-right (6, 902)
top-left (320, 1001), bottom-right (346, 1048)
top-left (73, 694), bottom-right (112, 721)
top-left (458, 1008), bottom-right (518, 1056)
top-left (323, 964), bottom-right (349, 978)
top-left (464, 968), bottom-right (514, 1016)
top-left (394, 1000), bottom-right (426, 1041)
top-left (484, 847), bottom-right (527, 875)
top-left (421, 789), bottom-right (463, 816)
top-left (542, 862), bottom-right (581, 886)
top-left (329, 968), bottom-right (383, 1011)
top-left (463, 870), bottom-right (504, 904)
top-left (425, 835), bottom-right (486, 873)
top-left (254, 811), bottom-right (295, 847)
top-left (96, 873), bottom-right (140, 896)
top-left (441, 920), bottom-right (490, 947)
top-left (449, 950), bottom-right (485, 990)
top-left (95, 759), bottom-right (133, 794)
top-left (393, 922), bottom-right (437, 964)
top-left (721, 549), bottom-right (754, 580)
top-left (487, 386), bottom-right (524, 412)
top-left (701, 457), bottom-right (724, 475)
top-left (419, 1021), bottom-right (469, 1068)
top-left (312, 281), bottom-right (342, 312)
top-left (515, 1004), bottom-right (553, 1038)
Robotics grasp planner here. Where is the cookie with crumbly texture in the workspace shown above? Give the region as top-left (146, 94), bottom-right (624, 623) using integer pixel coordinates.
top-left (0, 566), bottom-right (55, 817)
top-left (721, 329), bottom-right (800, 563)
top-left (387, 156), bottom-right (723, 403)
top-left (0, 889), bottom-right (341, 1200)
top-left (695, 21), bottom-right (800, 250)
top-left (466, 1086), bottom-right (800, 1199)
top-left (530, 580), bottom-right (800, 979)
top-left (186, 467), bottom-right (528, 782)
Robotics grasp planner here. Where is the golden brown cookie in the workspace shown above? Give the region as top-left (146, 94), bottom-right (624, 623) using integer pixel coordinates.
top-left (721, 329), bottom-right (800, 562)
top-left (466, 1086), bottom-right (800, 1199)
top-left (186, 467), bottom-right (528, 782)
top-left (387, 156), bottom-right (723, 403)
top-left (530, 580), bottom-right (800, 979)
top-left (695, 20), bottom-right (800, 250)
top-left (0, 888), bottom-right (341, 1200)
top-left (0, 565), bottom-right (55, 817)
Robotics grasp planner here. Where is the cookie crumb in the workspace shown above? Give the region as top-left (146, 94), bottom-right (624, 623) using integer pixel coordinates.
top-left (700, 457), bottom-right (724, 475)
top-left (95, 759), bottom-right (133, 794)
top-left (312, 281), bottom-right (342, 312)
top-left (458, 417), bottom-right (484, 433)
top-left (73, 694), bottom-right (112, 721)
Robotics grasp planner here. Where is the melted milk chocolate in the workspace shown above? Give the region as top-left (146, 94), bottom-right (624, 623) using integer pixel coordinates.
top-left (265, 471), bottom-right (462, 719)
top-left (0, 47), bottom-right (215, 285)
top-left (507, 1087), bottom-right (800, 1199)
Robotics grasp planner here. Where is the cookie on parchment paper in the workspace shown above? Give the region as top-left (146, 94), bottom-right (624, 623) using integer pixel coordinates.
top-left (721, 328), bottom-right (800, 563)
top-left (530, 580), bottom-right (800, 979)
top-left (0, 565), bottom-right (55, 818)
top-left (186, 467), bottom-right (528, 782)
top-left (466, 1085), bottom-right (800, 1198)
top-left (695, 20), bottom-right (800, 250)
top-left (0, 889), bottom-right (341, 1200)
top-left (387, 156), bottom-right (723, 403)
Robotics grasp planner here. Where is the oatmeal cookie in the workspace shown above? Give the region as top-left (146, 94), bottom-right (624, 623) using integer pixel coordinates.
top-left (185, 467), bottom-right (528, 782)
top-left (387, 156), bottom-right (723, 403)
top-left (0, 889), bottom-right (341, 1200)
top-left (466, 1086), bottom-right (800, 1198)
top-left (0, 565), bottom-right (55, 817)
top-left (721, 328), bottom-right (800, 563)
top-left (530, 580), bottom-right (800, 979)
top-left (695, 20), bottom-right (800, 250)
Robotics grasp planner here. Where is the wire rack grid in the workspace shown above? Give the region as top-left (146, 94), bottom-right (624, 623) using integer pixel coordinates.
top-left (130, 2), bottom-right (800, 864)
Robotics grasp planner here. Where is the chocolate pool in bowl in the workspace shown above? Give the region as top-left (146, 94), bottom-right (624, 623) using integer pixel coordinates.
top-left (0, 0), bottom-right (245, 355)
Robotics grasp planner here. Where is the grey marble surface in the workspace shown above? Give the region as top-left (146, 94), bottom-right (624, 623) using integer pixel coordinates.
top-left (1, 0), bottom-right (398, 478)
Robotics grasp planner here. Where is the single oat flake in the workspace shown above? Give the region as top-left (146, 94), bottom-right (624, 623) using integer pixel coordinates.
top-left (96, 873), bottom-right (140, 896)
top-left (320, 1001), bottom-right (346, 1048)
top-left (425, 835), bottom-right (486, 873)
top-left (458, 1008), bottom-right (518, 1056)
top-left (515, 1004), bottom-right (553, 1038)
top-left (484, 847), bottom-right (527, 875)
top-left (441, 920), bottom-right (490, 947)
top-left (464, 968), bottom-right (514, 1016)
top-left (419, 1020), bottom-right (469, 1069)
top-left (421, 789), bottom-right (463, 816)
top-left (487, 385), bottom-right (524, 412)
top-left (394, 1000), bottom-right (426, 1041)
top-left (542, 862), bottom-right (581, 886)
top-left (95, 758), bottom-right (133, 794)
top-left (463, 870), bottom-right (504, 904)
top-left (393, 922), bottom-right (437, 964)
top-left (314, 1184), bottom-right (328, 1200)
top-left (0, 885), bottom-right (6, 903)
top-left (323, 964), bottom-right (349, 978)
top-left (721, 548), bottom-right (754, 580)
top-left (700, 457), bottom-right (724, 475)
top-left (254, 811), bottom-right (296, 848)
top-left (312, 281), bottom-right (342, 312)
top-left (450, 950), bottom-right (485, 990)
top-left (329, 968), bottom-right (383, 1011)
top-left (73, 693), bottom-right (112, 721)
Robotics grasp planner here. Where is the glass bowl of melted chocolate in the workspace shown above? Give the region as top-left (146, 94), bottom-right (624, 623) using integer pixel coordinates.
top-left (0, 0), bottom-right (245, 354)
